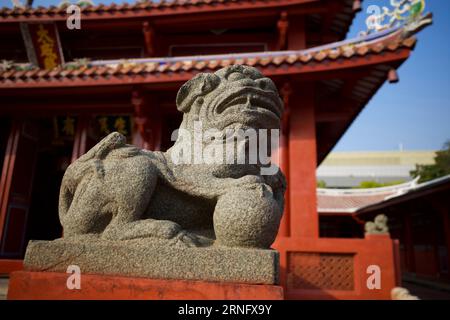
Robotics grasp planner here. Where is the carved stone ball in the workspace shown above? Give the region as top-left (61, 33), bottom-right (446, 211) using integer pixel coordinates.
top-left (213, 183), bottom-right (282, 248)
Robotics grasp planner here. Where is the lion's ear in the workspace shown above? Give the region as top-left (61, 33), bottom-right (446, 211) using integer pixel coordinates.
top-left (176, 75), bottom-right (198, 112)
top-left (176, 73), bottom-right (220, 113)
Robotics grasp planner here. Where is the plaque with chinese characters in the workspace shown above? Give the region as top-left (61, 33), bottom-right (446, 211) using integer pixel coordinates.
top-left (20, 22), bottom-right (64, 70)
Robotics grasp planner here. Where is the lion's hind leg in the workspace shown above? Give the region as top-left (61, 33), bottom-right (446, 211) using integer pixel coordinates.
top-left (60, 178), bottom-right (110, 237)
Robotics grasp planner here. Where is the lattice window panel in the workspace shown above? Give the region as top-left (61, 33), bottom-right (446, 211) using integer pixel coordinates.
top-left (287, 252), bottom-right (355, 291)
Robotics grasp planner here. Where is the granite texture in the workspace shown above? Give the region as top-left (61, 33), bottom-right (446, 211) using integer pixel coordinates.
top-left (24, 240), bottom-right (279, 285)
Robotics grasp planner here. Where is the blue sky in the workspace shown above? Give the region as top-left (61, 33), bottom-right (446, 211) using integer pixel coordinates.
top-left (340, 0), bottom-right (450, 152)
top-left (1, 0), bottom-right (449, 151)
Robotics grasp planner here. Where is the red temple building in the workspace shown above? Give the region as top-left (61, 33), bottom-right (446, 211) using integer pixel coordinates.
top-left (0, 0), bottom-right (434, 299)
top-left (319, 175), bottom-right (450, 294)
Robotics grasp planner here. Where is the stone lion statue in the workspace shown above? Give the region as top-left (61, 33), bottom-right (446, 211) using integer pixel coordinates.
top-left (59, 65), bottom-right (286, 249)
top-left (364, 214), bottom-right (389, 235)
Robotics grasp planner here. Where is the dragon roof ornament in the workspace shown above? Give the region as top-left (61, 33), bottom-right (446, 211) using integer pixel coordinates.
top-left (361, 0), bottom-right (432, 37)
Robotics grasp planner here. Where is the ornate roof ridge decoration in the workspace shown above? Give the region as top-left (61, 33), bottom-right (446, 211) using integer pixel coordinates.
top-left (361, 0), bottom-right (432, 38)
top-left (0, 59), bottom-right (33, 72)
top-left (0, 26), bottom-right (419, 79)
top-left (63, 58), bottom-right (91, 70)
top-left (57, 0), bottom-right (96, 8)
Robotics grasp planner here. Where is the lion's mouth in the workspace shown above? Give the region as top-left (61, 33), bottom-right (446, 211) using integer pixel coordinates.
top-left (214, 88), bottom-right (282, 121)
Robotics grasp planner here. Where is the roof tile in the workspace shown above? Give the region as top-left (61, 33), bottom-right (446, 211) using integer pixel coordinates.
top-left (71, 66), bottom-right (88, 76)
top-left (24, 69), bottom-right (39, 78)
top-left (195, 60), bottom-right (207, 70)
top-left (372, 43), bottom-right (385, 53)
top-left (169, 62), bottom-right (182, 72)
top-left (219, 59), bottom-right (233, 68)
top-left (144, 63), bottom-right (158, 72)
top-left (83, 67), bottom-right (97, 76)
top-left (402, 37), bottom-right (417, 48)
top-left (48, 68), bottom-right (61, 77)
top-left (272, 56), bottom-right (285, 65)
top-left (356, 45), bottom-right (369, 56)
top-left (299, 53), bottom-right (312, 63)
top-left (246, 57), bottom-right (258, 66)
top-left (342, 46), bottom-right (355, 58)
top-left (314, 51), bottom-right (327, 61)
top-left (328, 48), bottom-right (341, 59)
top-left (207, 60), bottom-right (219, 69)
top-left (259, 57), bottom-right (272, 66)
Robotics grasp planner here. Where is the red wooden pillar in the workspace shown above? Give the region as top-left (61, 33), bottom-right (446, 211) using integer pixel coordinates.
top-left (288, 83), bottom-right (318, 238)
top-left (277, 82), bottom-right (292, 237)
top-left (435, 202), bottom-right (450, 278)
top-left (71, 116), bottom-right (89, 163)
top-left (0, 120), bottom-right (39, 258)
top-left (431, 213), bottom-right (441, 276)
top-left (277, 11), bottom-right (289, 50)
top-left (403, 213), bottom-right (416, 273)
top-left (142, 21), bottom-right (156, 57)
top-left (132, 90), bottom-right (162, 151)
top-left (62, 116), bottom-right (89, 238)
top-left (0, 121), bottom-right (20, 244)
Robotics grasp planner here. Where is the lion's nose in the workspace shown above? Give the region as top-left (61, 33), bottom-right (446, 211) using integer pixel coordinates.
top-left (227, 72), bottom-right (256, 86)
top-left (233, 78), bottom-right (255, 87)
top-left (228, 72), bottom-right (247, 81)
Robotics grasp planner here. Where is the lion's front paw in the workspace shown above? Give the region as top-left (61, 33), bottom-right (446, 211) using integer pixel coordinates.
top-left (102, 219), bottom-right (182, 240)
top-left (152, 219), bottom-right (183, 239)
top-left (172, 230), bottom-right (201, 247)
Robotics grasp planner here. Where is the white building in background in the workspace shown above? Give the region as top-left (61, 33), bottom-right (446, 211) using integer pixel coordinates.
top-left (316, 151), bottom-right (436, 188)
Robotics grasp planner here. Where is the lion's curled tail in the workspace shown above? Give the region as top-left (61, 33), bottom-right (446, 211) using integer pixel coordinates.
top-left (58, 132), bottom-right (127, 224)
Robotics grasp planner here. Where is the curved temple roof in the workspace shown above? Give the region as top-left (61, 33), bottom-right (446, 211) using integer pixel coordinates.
top-left (0, 0), bottom-right (433, 88)
top-left (0, 1), bottom-right (433, 165)
top-left (318, 175), bottom-right (450, 215)
top-left (0, 26), bottom-right (417, 87)
top-left (317, 177), bottom-right (420, 214)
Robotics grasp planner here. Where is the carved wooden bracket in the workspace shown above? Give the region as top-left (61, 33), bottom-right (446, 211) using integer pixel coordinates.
top-left (277, 11), bottom-right (289, 51)
top-left (280, 81), bottom-right (292, 135)
top-left (142, 21), bottom-right (156, 57)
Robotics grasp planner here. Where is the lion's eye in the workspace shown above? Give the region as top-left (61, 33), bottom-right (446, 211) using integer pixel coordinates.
top-left (227, 72), bottom-right (246, 81)
top-left (201, 74), bottom-right (220, 93)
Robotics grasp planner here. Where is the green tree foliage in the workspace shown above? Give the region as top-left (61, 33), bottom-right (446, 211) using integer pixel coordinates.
top-left (356, 180), bottom-right (405, 189)
top-left (358, 181), bottom-right (384, 188)
top-left (317, 180), bottom-right (327, 188)
top-left (411, 140), bottom-right (450, 183)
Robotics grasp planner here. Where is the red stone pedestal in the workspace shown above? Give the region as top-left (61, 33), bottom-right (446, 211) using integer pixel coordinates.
top-left (8, 271), bottom-right (284, 300)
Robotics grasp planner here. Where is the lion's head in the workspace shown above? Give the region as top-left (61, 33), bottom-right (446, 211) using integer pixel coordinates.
top-left (169, 65), bottom-right (283, 176)
top-left (176, 65), bottom-right (283, 133)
